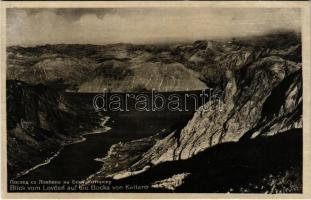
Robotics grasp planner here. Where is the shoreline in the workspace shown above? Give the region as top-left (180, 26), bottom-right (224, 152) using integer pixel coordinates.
top-left (12, 116), bottom-right (111, 180)
top-left (83, 130), bottom-right (167, 184)
top-left (14, 147), bottom-right (64, 180)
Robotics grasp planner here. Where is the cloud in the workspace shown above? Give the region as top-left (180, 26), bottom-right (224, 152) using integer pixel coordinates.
top-left (6, 8), bottom-right (301, 46)
top-left (8, 8), bottom-right (115, 21)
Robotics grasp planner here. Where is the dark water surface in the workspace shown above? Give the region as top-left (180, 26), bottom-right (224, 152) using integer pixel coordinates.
top-left (17, 91), bottom-right (205, 182)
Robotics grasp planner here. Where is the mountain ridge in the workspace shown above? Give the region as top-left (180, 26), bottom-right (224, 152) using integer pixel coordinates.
top-left (82, 31), bottom-right (302, 192)
top-left (7, 31), bottom-right (301, 92)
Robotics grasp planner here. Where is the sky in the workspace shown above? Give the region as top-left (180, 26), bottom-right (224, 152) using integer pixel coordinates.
top-left (6, 8), bottom-right (301, 46)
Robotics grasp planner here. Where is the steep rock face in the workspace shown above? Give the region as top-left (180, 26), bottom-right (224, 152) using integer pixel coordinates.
top-left (82, 32), bottom-right (302, 182)
top-left (7, 81), bottom-right (74, 132)
top-left (241, 69), bottom-right (302, 139)
top-left (135, 58), bottom-right (301, 166)
top-left (96, 50), bottom-right (301, 180)
top-left (7, 81), bottom-right (99, 178)
top-left (84, 49), bottom-right (302, 184)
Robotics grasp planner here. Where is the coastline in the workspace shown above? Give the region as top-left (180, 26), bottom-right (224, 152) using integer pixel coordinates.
top-left (83, 130), bottom-right (167, 184)
top-left (12, 116), bottom-right (111, 180)
top-left (14, 147), bottom-right (64, 180)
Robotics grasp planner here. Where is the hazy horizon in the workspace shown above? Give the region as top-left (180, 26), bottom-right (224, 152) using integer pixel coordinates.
top-left (7, 8), bottom-right (301, 46)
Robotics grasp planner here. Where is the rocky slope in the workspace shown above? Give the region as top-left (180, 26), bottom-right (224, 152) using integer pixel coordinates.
top-left (84, 31), bottom-right (302, 192)
top-left (114, 128), bottom-right (302, 193)
top-left (7, 80), bottom-right (100, 178)
top-left (132, 64), bottom-right (301, 166)
top-left (78, 61), bottom-right (206, 92)
top-left (7, 43), bottom-right (207, 92)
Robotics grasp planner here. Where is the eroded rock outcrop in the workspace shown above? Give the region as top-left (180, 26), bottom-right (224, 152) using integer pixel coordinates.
top-left (86, 32), bottom-right (302, 183)
top-left (134, 57), bottom-right (302, 167)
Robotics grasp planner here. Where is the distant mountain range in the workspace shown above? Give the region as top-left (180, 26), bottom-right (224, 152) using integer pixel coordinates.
top-left (7, 31), bottom-right (301, 92)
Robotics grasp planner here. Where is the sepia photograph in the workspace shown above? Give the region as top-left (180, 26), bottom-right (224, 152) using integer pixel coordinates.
top-left (1, 1), bottom-right (311, 199)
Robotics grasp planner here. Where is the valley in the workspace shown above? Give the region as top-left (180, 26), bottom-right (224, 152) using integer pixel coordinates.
top-left (6, 31), bottom-right (303, 193)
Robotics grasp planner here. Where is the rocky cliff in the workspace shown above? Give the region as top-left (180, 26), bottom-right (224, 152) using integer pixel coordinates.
top-left (133, 63), bottom-right (301, 166)
top-left (85, 31), bottom-right (302, 192)
top-left (7, 81), bottom-right (99, 178)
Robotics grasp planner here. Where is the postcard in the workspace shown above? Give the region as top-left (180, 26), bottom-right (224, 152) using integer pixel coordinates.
top-left (1, 1), bottom-right (311, 199)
